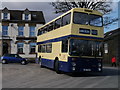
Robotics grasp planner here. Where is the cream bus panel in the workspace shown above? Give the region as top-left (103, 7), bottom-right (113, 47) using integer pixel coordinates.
top-left (72, 8), bottom-right (102, 16)
top-left (71, 24), bottom-right (104, 38)
top-left (37, 25), bottom-right (71, 42)
top-left (37, 41), bottom-right (68, 62)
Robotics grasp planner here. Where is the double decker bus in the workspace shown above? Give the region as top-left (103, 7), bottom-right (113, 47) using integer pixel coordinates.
top-left (36, 8), bottom-right (104, 73)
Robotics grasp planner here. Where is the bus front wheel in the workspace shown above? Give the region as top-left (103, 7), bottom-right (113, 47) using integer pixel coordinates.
top-left (54, 60), bottom-right (61, 74)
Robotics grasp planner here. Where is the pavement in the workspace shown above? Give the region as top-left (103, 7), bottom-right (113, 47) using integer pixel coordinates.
top-left (2, 63), bottom-right (119, 88)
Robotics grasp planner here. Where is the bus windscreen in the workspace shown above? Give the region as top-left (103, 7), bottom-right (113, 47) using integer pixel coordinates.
top-left (69, 39), bottom-right (103, 57)
top-left (73, 12), bottom-right (103, 27)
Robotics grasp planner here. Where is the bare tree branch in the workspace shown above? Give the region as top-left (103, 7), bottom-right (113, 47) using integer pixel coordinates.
top-left (50, 0), bottom-right (118, 27)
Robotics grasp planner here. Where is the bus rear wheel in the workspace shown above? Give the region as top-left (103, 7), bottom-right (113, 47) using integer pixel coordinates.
top-left (54, 60), bottom-right (61, 74)
top-left (39, 57), bottom-right (44, 68)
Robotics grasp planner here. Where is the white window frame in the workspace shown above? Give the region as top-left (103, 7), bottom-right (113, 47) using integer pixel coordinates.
top-left (22, 14), bottom-right (31, 20)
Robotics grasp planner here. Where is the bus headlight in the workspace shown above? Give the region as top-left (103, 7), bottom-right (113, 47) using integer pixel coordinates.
top-left (98, 68), bottom-right (101, 71)
top-left (72, 67), bottom-right (76, 71)
top-left (72, 62), bottom-right (76, 66)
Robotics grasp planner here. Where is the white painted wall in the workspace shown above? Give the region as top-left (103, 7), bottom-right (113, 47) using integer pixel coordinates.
top-left (24, 24), bottom-right (29, 37)
top-left (22, 14), bottom-right (24, 20)
top-left (1, 13), bottom-right (3, 20)
top-left (8, 13), bottom-right (10, 20)
top-left (29, 14), bottom-right (31, 21)
top-left (0, 10), bottom-right (44, 59)
top-left (0, 19), bottom-right (43, 58)
top-left (0, 23), bottom-right (2, 39)
top-left (8, 23), bottom-right (43, 59)
top-left (9, 23), bottom-right (18, 54)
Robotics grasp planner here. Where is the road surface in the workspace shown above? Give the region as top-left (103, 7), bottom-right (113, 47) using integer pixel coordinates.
top-left (2, 63), bottom-right (119, 88)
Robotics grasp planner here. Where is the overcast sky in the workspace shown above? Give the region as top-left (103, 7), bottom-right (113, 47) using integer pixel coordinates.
top-left (1, 1), bottom-right (119, 32)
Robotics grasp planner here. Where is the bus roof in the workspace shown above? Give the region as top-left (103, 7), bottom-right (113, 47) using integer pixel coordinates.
top-left (72, 8), bottom-right (103, 15)
top-left (38, 8), bottom-right (103, 30)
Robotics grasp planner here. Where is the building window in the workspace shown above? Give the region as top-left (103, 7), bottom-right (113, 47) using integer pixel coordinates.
top-left (17, 43), bottom-right (24, 54)
top-left (18, 26), bottom-right (24, 36)
top-left (30, 43), bottom-right (36, 53)
top-left (2, 25), bottom-right (8, 36)
top-left (30, 26), bottom-right (35, 36)
top-left (25, 14), bottom-right (29, 20)
top-left (3, 13), bottom-right (8, 19)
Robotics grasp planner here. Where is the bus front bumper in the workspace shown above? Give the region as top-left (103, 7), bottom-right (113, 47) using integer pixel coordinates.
top-left (67, 57), bottom-right (103, 73)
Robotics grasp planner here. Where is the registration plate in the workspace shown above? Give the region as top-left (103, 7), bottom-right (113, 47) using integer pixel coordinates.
top-left (83, 69), bottom-right (91, 71)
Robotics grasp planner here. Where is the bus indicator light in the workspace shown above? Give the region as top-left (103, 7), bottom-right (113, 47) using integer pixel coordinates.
top-left (72, 67), bottom-right (76, 71)
top-left (98, 63), bottom-right (102, 67)
top-left (98, 68), bottom-right (101, 71)
top-left (72, 62), bottom-right (76, 66)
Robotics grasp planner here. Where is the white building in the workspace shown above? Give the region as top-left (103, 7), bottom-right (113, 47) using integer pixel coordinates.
top-left (0, 7), bottom-right (45, 61)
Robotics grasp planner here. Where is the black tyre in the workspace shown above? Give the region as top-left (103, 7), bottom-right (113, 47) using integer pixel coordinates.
top-left (21, 60), bottom-right (26, 65)
top-left (54, 60), bottom-right (61, 74)
top-left (2, 59), bottom-right (7, 64)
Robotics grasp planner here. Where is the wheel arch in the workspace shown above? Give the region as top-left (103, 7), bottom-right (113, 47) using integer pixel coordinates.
top-left (54, 57), bottom-right (59, 67)
top-left (54, 57), bottom-right (59, 62)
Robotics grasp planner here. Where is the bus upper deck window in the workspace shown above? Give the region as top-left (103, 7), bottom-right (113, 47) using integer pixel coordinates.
top-left (89, 15), bottom-right (103, 27)
top-left (62, 13), bottom-right (71, 26)
top-left (37, 29), bottom-right (40, 36)
top-left (73, 12), bottom-right (103, 27)
top-left (73, 12), bottom-right (88, 25)
top-left (54, 18), bottom-right (61, 29)
top-left (48, 23), bottom-right (54, 31)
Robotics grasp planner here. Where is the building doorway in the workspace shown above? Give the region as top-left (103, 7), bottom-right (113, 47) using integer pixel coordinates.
top-left (3, 42), bottom-right (9, 55)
